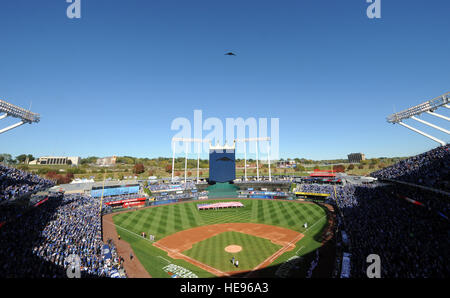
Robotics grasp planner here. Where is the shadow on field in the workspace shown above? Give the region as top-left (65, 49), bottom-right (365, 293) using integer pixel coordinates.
top-left (216, 202), bottom-right (337, 279)
top-left (214, 237), bottom-right (337, 278)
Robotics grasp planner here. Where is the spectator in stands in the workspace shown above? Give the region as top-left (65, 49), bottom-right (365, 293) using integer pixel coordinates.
top-left (0, 164), bottom-right (54, 203)
top-left (371, 145), bottom-right (449, 192)
top-left (301, 181), bottom-right (448, 278)
top-left (0, 194), bottom-right (126, 278)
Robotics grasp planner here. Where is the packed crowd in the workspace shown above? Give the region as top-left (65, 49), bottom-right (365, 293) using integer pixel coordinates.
top-left (0, 164), bottom-right (54, 203)
top-left (300, 182), bottom-right (449, 278)
top-left (148, 181), bottom-right (196, 192)
top-left (238, 178), bottom-right (292, 184)
top-left (155, 191), bottom-right (202, 201)
top-left (0, 194), bottom-right (125, 278)
top-left (370, 144), bottom-right (450, 191)
top-left (0, 202), bottom-right (29, 224)
top-left (1, 145), bottom-right (448, 278)
top-left (306, 249), bottom-right (320, 278)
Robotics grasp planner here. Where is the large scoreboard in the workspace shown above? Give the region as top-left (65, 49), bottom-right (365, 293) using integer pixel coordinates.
top-left (209, 148), bottom-right (236, 183)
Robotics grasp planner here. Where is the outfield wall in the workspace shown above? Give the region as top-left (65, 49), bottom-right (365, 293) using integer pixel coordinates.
top-left (102, 195), bottom-right (302, 216)
top-left (91, 186), bottom-right (140, 198)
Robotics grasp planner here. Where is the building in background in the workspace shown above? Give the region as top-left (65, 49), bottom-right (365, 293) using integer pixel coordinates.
top-left (347, 153), bottom-right (366, 163)
top-left (29, 156), bottom-right (80, 166)
top-left (96, 156), bottom-right (117, 166)
top-left (276, 159), bottom-right (296, 168)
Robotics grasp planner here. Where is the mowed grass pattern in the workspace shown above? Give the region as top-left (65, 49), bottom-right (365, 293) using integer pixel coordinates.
top-left (113, 199), bottom-right (325, 240)
top-left (112, 199), bottom-right (328, 277)
top-left (183, 231), bottom-right (282, 272)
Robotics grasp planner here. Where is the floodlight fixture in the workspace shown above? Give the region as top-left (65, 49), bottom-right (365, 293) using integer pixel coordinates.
top-left (0, 99), bottom-right (40, 134)
top-left (386, 92), bottom-right (449, 146)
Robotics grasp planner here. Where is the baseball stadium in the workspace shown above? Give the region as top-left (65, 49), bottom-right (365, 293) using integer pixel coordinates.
top-left (1, 115), bottom-right (449, 278)
top-left (103, 197), bottom-right (334, 278)
top-left (95, 142), bottom-right (337, 278)
top-left (0, 1), bottom-right (449, 283)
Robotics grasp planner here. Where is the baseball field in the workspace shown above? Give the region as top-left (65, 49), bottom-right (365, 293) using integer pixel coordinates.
top-left (103, 198), bottom-right (332, 278)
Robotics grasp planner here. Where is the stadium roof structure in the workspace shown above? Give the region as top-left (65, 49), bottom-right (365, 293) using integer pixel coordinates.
top-left (386, 92), bottom-right (449, 146)
top-left (0, 99), bottom-right (40, 134)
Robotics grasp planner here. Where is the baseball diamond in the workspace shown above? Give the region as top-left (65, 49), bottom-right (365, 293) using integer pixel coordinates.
top-left (104, 198), bottom-right (331, 278)
top-left (1, 0), bottom-right (450, 286)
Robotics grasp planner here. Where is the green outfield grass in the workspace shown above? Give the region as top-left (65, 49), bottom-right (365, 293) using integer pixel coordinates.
top-left (111, 199), bottom-right (328, 277)
top-left (183, 231), bottom-right (282, 272)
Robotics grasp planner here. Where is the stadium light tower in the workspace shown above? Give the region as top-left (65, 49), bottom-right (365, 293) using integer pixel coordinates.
top-left (235, 137), bottom-right (271, 181)
top-left (171, 138), bottom-right (210, 184)
top-left (0, 99), bottom-right (40, 134)
top-left (386, 92), bottom-right (449, 146)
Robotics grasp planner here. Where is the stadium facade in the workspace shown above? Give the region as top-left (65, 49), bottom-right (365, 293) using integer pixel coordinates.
top-left (29, 156), bottom-right (81, 166)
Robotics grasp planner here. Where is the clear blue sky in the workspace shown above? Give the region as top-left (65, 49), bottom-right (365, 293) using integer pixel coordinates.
top-left (1, 0), bottom-right (449, 160)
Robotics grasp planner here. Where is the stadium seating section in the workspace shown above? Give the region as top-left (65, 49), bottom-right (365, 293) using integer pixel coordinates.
top-left (0, 144), bottom-right (448, 278)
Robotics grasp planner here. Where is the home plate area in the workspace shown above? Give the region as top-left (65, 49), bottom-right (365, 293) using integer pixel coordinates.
top-left (153, 223), bottom-right (304, 276)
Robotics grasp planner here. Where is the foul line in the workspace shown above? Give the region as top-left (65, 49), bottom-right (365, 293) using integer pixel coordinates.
top-left (296, 246), bottom-right (304, 255)
top-left (250, 233), bottom-right (304, 274)
top-left (104, 219), bottom-right (155, 244)
top-left (246, 215), bottom-right (327, 277)
top-left (105, 214), bottom-right (328, 278)
top-left (153, 241), bottom-right (230, 277)
top-left (304, 215), bottom-right (327, 234)
top-left (104, 220), bottom-right (230, 277)
top-left (104, 219), bottom-right (169, 261)
top-left (157, 256), bottom-right (171, 264)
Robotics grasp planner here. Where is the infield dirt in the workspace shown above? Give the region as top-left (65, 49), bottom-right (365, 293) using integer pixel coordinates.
top-left (153, 223), bottom-right (304, 277)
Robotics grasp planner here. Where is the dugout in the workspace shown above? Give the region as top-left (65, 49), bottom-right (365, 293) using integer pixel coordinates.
top-left (294, 192), bottom-right (330, 201)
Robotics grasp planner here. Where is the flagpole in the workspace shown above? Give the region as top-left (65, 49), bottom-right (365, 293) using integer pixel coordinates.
top-left (99, 173), bottom-right (106, 213)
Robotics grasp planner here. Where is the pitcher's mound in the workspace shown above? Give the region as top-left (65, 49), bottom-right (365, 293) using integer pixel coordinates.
top-left (225, 245), bottom-right (242, 253)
